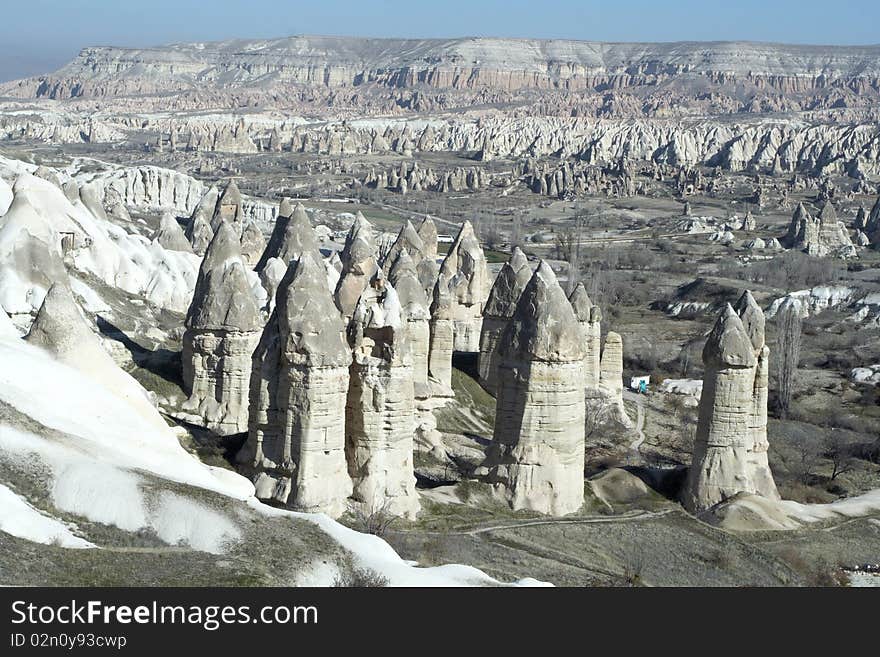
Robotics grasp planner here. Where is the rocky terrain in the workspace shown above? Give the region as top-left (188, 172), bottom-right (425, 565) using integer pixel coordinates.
top-left (2, 34), bottom-right (880, 588)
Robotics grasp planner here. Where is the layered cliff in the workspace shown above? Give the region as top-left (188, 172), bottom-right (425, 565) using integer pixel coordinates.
top-left (6, 36), bottom-right (880, 100)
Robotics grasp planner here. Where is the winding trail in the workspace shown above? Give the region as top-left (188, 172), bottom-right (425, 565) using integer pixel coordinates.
top-left (624, 390), bottom-right (646, 453)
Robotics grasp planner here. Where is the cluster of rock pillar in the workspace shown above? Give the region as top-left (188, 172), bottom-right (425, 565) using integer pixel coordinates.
top-left (214, 208), bottom-right (453, 519)
top-left (181, 183), bottom-right (779, 520)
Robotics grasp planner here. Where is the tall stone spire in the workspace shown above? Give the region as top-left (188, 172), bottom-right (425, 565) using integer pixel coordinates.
top-left (415, 217), bottom-right (440, 297)
top-left (182, 221), bottom-right (262, 435)
top-left (212, 179), bottom-right (245, 236)
top-left (478, 247), bottom-right (531, 394)
top-left (682, 298), bottom-right (779, 512)
top-left (256, 202), bottom-right (317, 272)
top-left (240, 251), bottom-right (353, 517)
top-left (435, 219), bottom-right (490, 352)
top-left (382, 220), bottom-right (425, 270)
top-left (483, 261), bottom-right (586, 516)
top-left (345, 270), bottom-right (420, 519)
top-left (389, 250), bottom-right (430, 390)
top-left (568, 282), bottom-right (602, 388)
top-left (186, 185), bottom-right (218, 255)
top-left (334, 212), bottom-right (378, 318)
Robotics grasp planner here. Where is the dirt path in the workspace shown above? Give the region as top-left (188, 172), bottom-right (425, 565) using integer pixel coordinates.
top-left (625, 390), bottom-right (646, 453)
top-left (396, 508), bottom-right (673, 538)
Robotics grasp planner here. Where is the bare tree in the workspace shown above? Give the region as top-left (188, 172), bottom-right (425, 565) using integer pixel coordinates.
top-left (823, 433), bottom-right (856, 481)
top-left (776, 305), bottom-right (802, 418)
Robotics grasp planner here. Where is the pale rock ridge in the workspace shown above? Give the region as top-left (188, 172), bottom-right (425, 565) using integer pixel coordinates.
top-left (240, 251), bottom-right (353, 517)
top-left (345, 271), bottom-right (420, 519)
top-left (0, 177), bottom-right (70, 315)
top-left (334, 212), bottom-right (378, 318)
top-left (478, 247), bottom-right (532, 394)
top-left (2, 172), bottom-right (199, 314)
top-left (683, 298), bottom-right (780, 513)
top-left (182, 222), bottom-right (262, 435)
top-left (483, 261), bottom-right (586, 516)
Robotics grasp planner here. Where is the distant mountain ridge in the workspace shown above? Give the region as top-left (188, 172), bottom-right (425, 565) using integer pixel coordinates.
top-left (5, 35), bottom-right (880, 99)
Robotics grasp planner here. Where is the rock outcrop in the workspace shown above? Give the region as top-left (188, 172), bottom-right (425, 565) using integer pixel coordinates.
top-left (334, 212), bottom-right (378, 318)
top-left (256, 202), bottom-right (317, 272)
top-left (239, 251), bottom-right (353, 517)
top-left (434, 220), bottom-right (489, 353)
top-left (682, 294), bottom-right (780, 513)
top-left (783, 201), bottom-right (856, 257)
top-left (25, 282), bottom-right (166, 430)
top-left (182, 222), bottom-right (262, 435)
top-left (478, 247), bottom-right (531, 394)
top-left (153, 211), bottom-right (194, 253)
top-left (568, 282), bottom-right (602, 388)
top-left (483, 261), bottom-right (586, 516)
top-left (239, 221), bottom-right (265, 266)
top-left (345, 271), bottom-right (420, 519)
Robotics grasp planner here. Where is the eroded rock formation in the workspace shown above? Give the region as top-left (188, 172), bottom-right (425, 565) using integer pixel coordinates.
top-left (240, 251), bottom-right (353, 517)
top-left (345, 270), bottom-right (420, 519)
top-left (434, 220), bottom-right (489, 353)
top-left (334, 212), bottom-right (378, 318)
top-left (483, 261), bottom-right (586, 516)
top-left (783, 201), bottom-right (856, 257)
top-left (682, 294), bottom-right (780, 513)
top-left (182, 222), bottom-right (262, 435)
top-left (478, 247), bottom-right (531, 394)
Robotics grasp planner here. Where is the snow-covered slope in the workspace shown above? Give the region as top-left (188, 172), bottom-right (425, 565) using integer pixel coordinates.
top-left (0, 168), bottom-right (200, 314)
top-left (0, 331), bottom-right (543, 585)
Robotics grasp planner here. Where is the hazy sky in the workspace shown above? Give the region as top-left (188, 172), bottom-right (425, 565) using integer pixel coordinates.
top-left (1, 0), bottom-right (878, 81)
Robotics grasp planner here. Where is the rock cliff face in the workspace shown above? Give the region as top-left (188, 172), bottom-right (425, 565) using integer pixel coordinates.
top-left (182, 222), bottom-right (262, 435)
top-left (484, 261), bottom-right (586, 516)
top-left (682, 295), bottom-right (780, 513)
top-left (240, 251), bottom-right (353, 517)
top-left (478, 247), bottom-right (532, 394)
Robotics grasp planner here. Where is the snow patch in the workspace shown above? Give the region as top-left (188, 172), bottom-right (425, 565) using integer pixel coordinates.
top-left (0, 483), bottom-right (95, 549)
